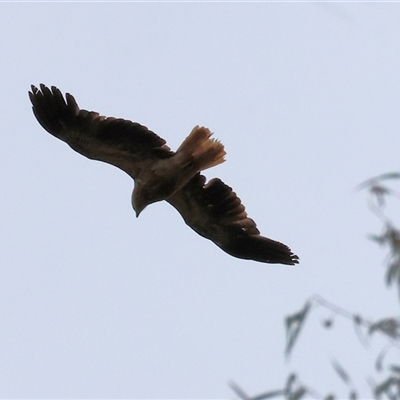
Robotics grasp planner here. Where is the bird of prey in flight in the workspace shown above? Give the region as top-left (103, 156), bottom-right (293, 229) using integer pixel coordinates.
top-left (29, 84), bottom-right (299, 265)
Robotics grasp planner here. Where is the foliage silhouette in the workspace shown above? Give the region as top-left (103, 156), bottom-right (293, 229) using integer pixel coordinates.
top-left (230, 173), bottom-right (400, 400)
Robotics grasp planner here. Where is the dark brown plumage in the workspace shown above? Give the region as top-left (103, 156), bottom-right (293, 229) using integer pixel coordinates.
top-left (29, 84), bottom-right (299, 265)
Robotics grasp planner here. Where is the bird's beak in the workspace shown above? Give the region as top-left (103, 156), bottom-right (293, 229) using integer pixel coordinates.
top-left (132, 189), bottom-right (146, 218)
top-left (134, 203), bottom-right (146, 218)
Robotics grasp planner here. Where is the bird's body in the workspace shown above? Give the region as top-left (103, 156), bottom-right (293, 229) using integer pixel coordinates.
top-left (29, 84), bottom-right (298, 265)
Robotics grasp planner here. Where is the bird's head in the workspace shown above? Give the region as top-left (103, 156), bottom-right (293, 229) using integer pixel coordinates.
top-left (132, 186), bottom-right (151, 217)
top-left (132, 179), bottom-right (176, 217)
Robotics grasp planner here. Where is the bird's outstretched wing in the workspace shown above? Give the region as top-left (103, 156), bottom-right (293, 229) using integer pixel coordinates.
top-left (29, 84), bottom-right (173, 178)
top-left (168, 175), bottom-right (299, 265)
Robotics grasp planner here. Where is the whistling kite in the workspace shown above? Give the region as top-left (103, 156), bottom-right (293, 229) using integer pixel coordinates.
top-left (29, 84), bottom-right (298, 265)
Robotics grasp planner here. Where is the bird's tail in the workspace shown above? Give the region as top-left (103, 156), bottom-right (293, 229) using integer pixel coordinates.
top-left (176, 126), bottom-right (226, 172)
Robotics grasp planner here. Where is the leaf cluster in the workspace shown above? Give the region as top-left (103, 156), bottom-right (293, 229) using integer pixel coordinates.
top-left (231, 173), bottom-right (400, 400)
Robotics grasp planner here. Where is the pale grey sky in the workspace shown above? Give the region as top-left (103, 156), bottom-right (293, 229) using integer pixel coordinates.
top-left (1, 2), bottom-right (399, 398)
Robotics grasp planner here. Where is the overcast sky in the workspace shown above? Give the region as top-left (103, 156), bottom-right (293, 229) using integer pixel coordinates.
top-left (1, 2), bottom-right (400, 398)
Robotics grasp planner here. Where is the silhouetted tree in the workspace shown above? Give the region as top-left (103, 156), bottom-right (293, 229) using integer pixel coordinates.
top-left (230, 172), bottom-right (400, 400)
